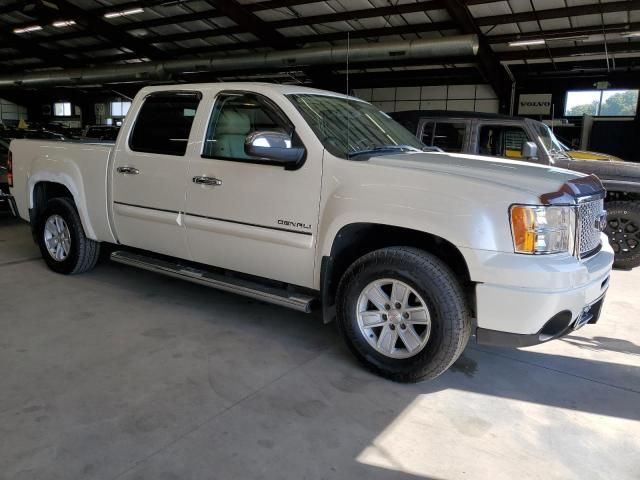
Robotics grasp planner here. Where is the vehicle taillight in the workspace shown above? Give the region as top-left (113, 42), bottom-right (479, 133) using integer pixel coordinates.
top-left (7, 150), bottom-right (13, 188)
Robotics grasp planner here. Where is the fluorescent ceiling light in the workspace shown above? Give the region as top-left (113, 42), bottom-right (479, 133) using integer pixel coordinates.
top-left (621, 31), bottom-right (640, 38)
top-left (52, 20), bottom-right (76, 28)
top-left (13, 25), bottom-right (43, 34)
top-left (546, 35), bottom-right (590, 42)
top-left (508, 39), bottom-right (546, 47)
top-left (104, 7), bottom-right (144, 18)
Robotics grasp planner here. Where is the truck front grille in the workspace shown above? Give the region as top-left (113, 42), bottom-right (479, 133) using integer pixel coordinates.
top-left (577, 198), bottom-right (604, 258)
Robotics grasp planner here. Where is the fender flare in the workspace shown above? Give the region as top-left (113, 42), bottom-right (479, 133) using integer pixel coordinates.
top-left (28, 171), bottom-right (98, 240)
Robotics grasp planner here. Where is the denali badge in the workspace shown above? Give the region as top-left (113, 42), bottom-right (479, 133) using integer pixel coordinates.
top-left (278, 219), bottom-right (312, 230)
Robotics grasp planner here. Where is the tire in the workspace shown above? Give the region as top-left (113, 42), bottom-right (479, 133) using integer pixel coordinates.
top-left (336, 247), bottom-right (471, 383)
top-left (37, 197), bottom-right (100, 275)
top-left (604, 201), bottom-right (640, 270)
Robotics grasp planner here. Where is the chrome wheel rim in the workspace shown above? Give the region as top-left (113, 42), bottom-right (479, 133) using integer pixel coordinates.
top-left (356, 279), bottom-right (431, 359)
top-left (44, 214), bottom-right (71, 262)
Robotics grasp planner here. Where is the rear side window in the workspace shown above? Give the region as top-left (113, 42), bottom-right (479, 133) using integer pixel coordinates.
top-left (130, 92), bottom-right (201, 156)
top-left (420, 121), bottom-right (466, 152)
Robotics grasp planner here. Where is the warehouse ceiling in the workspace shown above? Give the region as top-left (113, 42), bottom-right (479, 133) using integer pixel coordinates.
top-left (0, 0), bottom-right (639, 92)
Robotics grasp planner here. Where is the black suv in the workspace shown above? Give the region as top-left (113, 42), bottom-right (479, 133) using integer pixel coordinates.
top-left (393, 110), bottom-right (640, 269)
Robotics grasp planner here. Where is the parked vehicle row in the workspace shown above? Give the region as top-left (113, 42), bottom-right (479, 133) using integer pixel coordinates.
top-left (392, 110), bottom-right (640, 269)
top-left (7, 83), bottom-right (613, 381)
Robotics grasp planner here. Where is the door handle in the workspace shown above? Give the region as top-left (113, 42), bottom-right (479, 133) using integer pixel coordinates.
top-left (117, 166), bottom-right (140, 175)
top-left (193, 175), bottom-right (222, 186)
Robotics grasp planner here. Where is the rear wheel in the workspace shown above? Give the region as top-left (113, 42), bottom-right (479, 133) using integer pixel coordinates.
top-left (605, 201), bottom-right (640, 270)
top-left (37, 197), bottom-right (100, 274)
top-left (336, 247), bottom-right (471, 383)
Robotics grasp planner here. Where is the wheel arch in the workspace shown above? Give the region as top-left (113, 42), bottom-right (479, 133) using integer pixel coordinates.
top-left (320, 222), bottom-right (474, 323)
top-left (29, 177), bottom-right (96, 240)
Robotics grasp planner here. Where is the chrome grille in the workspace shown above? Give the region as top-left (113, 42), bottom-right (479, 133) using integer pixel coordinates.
top-left (577, 198), bottom-right (604, 257)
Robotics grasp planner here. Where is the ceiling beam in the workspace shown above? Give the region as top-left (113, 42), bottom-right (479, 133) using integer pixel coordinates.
top-left (0, 28), bottom-right (75, 68)
top-left (267, 1), bottom-right (440, 29)
top-left (486, 22), bottom-right (640, 44)
top-left (475, 0), bottom-right (640, 27)
top-left (51, 0), bottom-right (166, 60)
top-left (497, 40), bottom-right (640, 61)
top-left (441, 0), bottom-right (510, 110)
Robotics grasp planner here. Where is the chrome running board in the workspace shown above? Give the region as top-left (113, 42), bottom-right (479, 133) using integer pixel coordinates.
top-left (110, 250), bottom-right (316, 313)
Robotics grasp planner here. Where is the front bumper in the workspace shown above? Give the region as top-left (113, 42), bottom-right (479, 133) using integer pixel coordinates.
top-left (476, 293), bottom-right (606, 347)
top-left (460, 237), bottom-right (614, 347)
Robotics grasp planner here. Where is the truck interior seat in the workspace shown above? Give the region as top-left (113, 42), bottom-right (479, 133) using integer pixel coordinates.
top-left (212, 109), bottom-right (252, 159)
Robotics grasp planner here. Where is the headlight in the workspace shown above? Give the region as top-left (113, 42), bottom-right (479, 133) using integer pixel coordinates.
top-left (510, 205), bottom-right (575, 254)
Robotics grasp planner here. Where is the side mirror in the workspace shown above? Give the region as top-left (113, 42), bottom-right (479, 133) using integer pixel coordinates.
top-left (522, 141), bottom-right (538, 160)
top-left (245, 131), bottom-right (305, 169)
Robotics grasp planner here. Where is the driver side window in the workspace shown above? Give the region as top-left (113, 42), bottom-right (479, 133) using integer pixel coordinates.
top-left (202, 92), bottom-right (293, 161)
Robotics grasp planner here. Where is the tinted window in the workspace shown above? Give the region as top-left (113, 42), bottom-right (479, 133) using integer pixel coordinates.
top-left (203, 92), bottom-right (295, 161)
top-left (130, 92), bottom-right (201, 156)
top-left (478, 125), bottom-right (530, 159)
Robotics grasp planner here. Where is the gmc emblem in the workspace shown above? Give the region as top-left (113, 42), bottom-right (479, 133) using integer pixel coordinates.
top-left (595, 212), bottom-right (607, 232)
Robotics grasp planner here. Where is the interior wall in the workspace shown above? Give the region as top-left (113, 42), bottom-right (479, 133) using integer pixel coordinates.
top-left (0, 98), bottom-right (28, 127)
top-left (515, 77), bottom-right (640, 161)
top-left (353, 84), bottom-right (499, 113)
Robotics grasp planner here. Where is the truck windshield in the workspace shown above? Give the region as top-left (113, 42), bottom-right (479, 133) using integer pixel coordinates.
top-left (287, 94), bottom-right (425, 159)
top-left (535, 122), bottom-right (569, 159)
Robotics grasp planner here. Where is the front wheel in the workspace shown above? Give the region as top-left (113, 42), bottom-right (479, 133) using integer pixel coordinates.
top-left (605, 201), bottom-right (640, 270)
top-left (37, 197), bottom-right (100, 274)
top-left (336, 247), bottom-right (471, 383)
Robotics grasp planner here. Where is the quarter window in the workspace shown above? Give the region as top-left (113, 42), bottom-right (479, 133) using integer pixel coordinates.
top-left (129, 92), bottom-right (201, 156)
top-left (203, 92), bottom-right (295, 161)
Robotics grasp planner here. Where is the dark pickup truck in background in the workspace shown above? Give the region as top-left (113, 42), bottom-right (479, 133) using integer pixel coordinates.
top-left (393, 110), bottom-right (640, 270)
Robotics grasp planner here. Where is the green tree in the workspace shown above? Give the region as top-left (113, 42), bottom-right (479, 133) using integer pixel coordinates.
top-left (599, 90), bottom-right (639, 116)
top-left (567, 100), bottom-right (599, 116)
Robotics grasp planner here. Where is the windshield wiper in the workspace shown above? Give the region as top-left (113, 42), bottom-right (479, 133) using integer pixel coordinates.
top-left (348, 144), bottom-right (422, 158)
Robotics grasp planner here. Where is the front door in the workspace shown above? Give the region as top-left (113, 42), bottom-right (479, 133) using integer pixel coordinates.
top-left (474, 122), bottom-right (541, 163)
top-left (183, 91), bottom-right (322, 288)
top-left (111, 90), bottom-right (201, 258)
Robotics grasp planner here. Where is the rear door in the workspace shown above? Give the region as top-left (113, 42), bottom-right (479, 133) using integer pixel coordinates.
top-left (418, 118), bottom-right (469, 153)
top-left (110, 90), bottom-right (201, 258)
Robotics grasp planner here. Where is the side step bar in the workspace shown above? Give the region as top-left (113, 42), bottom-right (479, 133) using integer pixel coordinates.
top-left (110, 251), bottom-right (317, 313)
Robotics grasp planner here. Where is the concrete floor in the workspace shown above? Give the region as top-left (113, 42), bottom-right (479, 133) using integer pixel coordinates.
top-left (1, 215), bottom-right (639, 480)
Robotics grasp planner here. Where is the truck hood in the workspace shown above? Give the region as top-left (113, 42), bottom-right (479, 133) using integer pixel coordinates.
top-left (565, 158), bottom-right (640, 183)
top-left (367, 151), bottom-right (584, 198)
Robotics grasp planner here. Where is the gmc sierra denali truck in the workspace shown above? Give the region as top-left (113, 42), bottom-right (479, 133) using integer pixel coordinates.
top-left (392, 110), bottom-right (640, 269)
top-left (8, 83), bottom-right (613, 382)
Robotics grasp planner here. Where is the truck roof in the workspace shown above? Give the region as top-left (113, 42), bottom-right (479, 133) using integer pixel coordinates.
top-left (136, 82), bottom-right (359, 101)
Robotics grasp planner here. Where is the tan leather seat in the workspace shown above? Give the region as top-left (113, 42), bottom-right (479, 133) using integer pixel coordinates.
top-left (212, 110), bottom-right (251, 159)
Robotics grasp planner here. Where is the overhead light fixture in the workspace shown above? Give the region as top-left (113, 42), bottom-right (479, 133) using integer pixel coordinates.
top-left (508, 39), bottom-right (546, 47)
top-left (52, 20), bottom-right (76, 28)
top-left (546, 35), bottom-right (590, 42)
top-left (13, 25), bottom-right (43, 34)
top-left (621, 31), bottom-right (640, 38)
top-left (104, 7), bottom-right (144, 18)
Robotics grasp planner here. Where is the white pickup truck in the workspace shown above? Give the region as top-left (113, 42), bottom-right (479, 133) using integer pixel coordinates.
top-left (8, 83), bottom-right (614, 382)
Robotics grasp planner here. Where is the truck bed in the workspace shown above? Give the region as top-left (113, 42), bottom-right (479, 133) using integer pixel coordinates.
top-left (9, 139), bottom-right (116, 242)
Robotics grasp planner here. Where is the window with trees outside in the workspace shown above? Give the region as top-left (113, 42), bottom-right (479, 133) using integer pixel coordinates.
top-left (564, 89), bottom-right (639, 117)
top-left (53, 102), bottom-right (72, 116)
